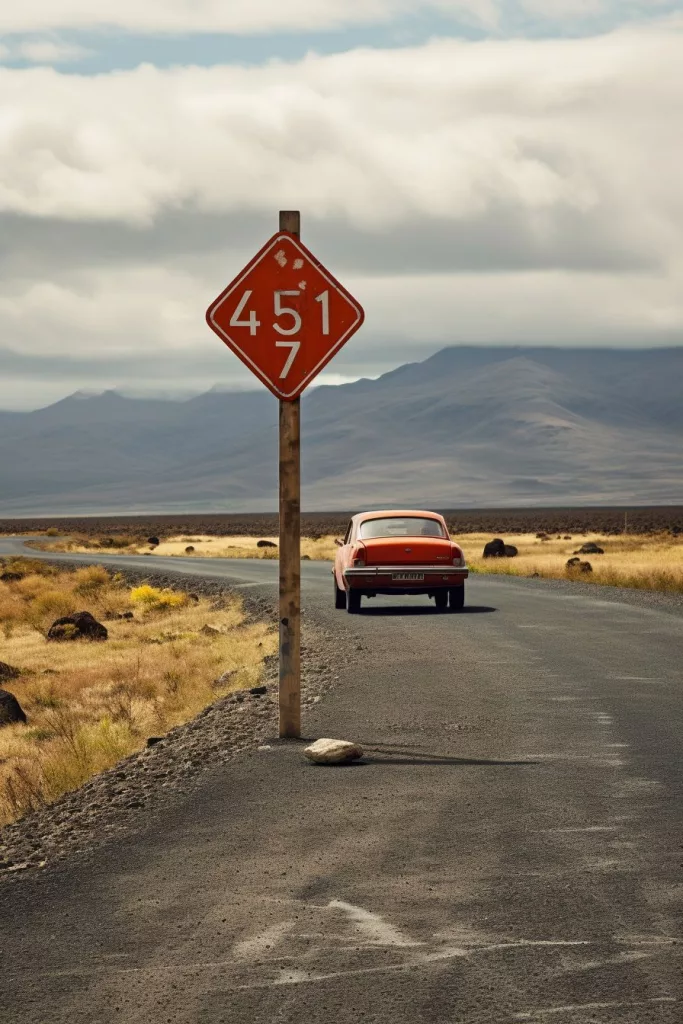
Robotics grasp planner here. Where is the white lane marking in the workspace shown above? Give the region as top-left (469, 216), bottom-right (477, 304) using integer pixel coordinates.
top-left (233, 922), bottom-right (292, 959)
top-left (20, 934), bottom-right (678, 987)
top-left (513, 996), bottom-right (676, 1019)
top-left (261, 946), bottom-right (470, 988)
top-left (583, 857), bottom-right (627, 870)
top-left (505, 753), bottom-right (624, 762)
top-left (562, 950), bottom-right (652, 972)
top-left (611, 676), bottom-right (661, 681)
top-left (276, 968), bottom-right (316, 984)
top-left (544, 826), bottom-right (618, 834)
top-left (327, 900), bottom-right (421, 947)
top-left (615, 777), bottom-right (663, 796)
top-left (482, 940), bottom-right (591, 952)
top-left (516, 625), bottom-right (560, 630)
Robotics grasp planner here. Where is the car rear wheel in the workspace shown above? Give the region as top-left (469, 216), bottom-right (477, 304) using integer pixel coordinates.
top-left (346, 589), bottom-right (361, 614)
top-left (434, 590), bottom-right (448, 612)
top-left (334, 577), bottom-right (346, 609)
top-left (449, 585), bottom-right (465, 612)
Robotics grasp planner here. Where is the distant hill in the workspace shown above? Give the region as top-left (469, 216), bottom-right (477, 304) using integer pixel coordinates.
top-left (1, 347), bottom-right (682, 513)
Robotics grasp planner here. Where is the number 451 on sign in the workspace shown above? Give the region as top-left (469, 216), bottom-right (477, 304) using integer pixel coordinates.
top-left (205, 232), bottom-right (365, 401)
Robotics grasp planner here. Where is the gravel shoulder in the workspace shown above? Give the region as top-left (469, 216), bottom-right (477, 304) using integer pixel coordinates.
top-left (0, 565), bottom-right (345, 884)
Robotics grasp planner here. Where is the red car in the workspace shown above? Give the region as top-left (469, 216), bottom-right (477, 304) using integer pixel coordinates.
top-left (333, 509), bottom-right (468, 614)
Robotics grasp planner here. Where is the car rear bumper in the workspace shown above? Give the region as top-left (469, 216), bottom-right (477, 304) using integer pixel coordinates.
top-left (343, 565), bottom-right (468, 590)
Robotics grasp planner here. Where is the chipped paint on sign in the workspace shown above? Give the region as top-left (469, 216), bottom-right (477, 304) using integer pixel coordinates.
top-left (274, 250), bottom-right (287, 267)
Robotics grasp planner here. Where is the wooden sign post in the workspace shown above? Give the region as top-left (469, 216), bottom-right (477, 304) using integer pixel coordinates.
top-left (278, 210), bottom-right (302, 737)
top-left (205, 211), bottom-right (364, 739)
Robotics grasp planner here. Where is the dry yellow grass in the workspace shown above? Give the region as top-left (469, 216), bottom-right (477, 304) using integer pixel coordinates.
top-left (461, 532), bottom-right (683, 593)
top-left (39, 534), bottom-right (340, 561)
top-left (0, 563), bottom-right (275, 825)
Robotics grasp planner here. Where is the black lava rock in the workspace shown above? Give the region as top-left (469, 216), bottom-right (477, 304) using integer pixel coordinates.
top-left (0, 689), bottom-right (27, 727)
top-left (482, 538), bottom-right (507, 559)
top-left (47, 611), bottom-right (108, 642)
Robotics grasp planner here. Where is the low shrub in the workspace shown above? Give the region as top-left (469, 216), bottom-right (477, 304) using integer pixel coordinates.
top-left (1, 557), bottom-right (57, 579)
top-left (130, 584), bottom-right (188, 612)
top-left (72, 565), bottom-right (111, 597)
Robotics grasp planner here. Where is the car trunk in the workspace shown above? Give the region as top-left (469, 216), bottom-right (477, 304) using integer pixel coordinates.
top-left (361, 537), bottom-right (453, 566)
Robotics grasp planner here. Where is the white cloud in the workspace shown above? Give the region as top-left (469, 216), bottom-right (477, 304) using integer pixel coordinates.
top-left (1, 25), bottom-right (681, 233)
top-left (14, 39), bottom-right (93, 64)
top-left (0, 1), bottom-right (498, 36)
top-left (359, 266), bottom-right (683, 342)
top-left (521, 0), bottom-right (679, 21)
top-left (0, 0), bottom-right (673, 36)
top-left (1, 21), bottom-right (682, 407)
top-left (521, 0), bottom-right (603, 14)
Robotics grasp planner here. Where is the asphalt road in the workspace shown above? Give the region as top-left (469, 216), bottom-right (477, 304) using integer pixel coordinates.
top-left (0, 539), bottom-right (681, 1023)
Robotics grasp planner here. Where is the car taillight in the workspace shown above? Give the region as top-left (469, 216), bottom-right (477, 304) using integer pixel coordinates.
top-left (351, 543), bottom-right (366, 567)
top-left (452, 548), bottom-right (465, 567)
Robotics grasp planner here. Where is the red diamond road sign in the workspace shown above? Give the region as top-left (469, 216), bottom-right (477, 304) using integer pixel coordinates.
top-left (205, 232), bottom-right (364, 400)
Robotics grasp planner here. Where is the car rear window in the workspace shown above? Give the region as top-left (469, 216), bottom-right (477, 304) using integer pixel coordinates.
top-left (359, 517), bottom-right (446, 539)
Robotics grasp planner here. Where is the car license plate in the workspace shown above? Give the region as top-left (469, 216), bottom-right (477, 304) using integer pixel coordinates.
top-left (392, 572), bottom-right (424, 581)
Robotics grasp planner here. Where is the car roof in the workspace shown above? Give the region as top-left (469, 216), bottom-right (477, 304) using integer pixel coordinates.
top-left (352, 509), bottom-right (445, 524)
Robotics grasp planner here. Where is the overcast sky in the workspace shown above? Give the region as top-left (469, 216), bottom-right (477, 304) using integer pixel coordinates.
top-left (1, 2), bottom-right (682, 409)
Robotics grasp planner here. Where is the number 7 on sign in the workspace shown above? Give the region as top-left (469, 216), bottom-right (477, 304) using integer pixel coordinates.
top-left (276, 341), bottom-right (300, 379)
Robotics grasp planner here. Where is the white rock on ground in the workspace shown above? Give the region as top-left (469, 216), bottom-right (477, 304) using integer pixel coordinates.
top-left (304, 738), bottom-right (364, 764)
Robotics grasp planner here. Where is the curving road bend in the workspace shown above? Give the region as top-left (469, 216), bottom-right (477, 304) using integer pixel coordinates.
top-left (0, 537), bottom-right (681, 1023)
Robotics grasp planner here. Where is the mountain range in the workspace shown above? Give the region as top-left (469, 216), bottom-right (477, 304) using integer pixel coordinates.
top-left (1, 346), bottom-right (681, 514)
